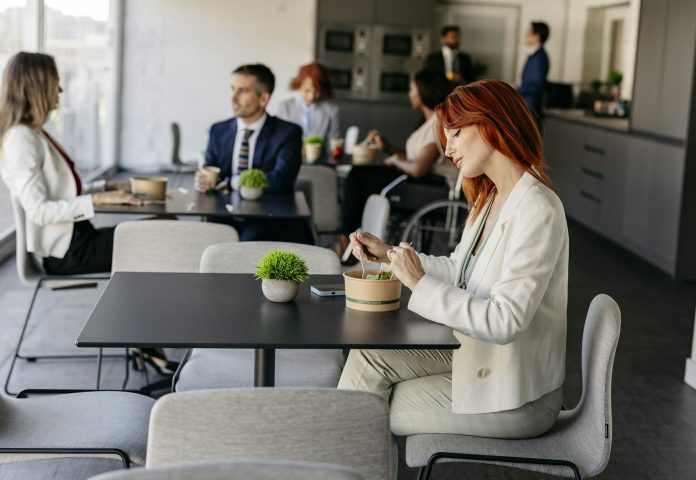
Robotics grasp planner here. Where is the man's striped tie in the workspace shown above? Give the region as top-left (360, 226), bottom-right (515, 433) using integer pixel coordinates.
top-left (238, 128), bottom-right (254, 172)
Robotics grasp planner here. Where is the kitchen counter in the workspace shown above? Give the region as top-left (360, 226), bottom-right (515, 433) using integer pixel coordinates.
top-left (544, 108), bottom-right (630, 133)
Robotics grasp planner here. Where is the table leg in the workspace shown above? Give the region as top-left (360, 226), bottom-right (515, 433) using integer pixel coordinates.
top-left (254, 348), bottom-right (275, 387)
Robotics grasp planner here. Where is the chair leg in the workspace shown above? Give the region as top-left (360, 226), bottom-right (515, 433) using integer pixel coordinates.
top-left (5, 277), bottom-right (129, 395)
top-left (170, 348), bottom-right (192, 392)
top-left (0, 448), bottom-right (131, 469)
top-left (421, 452), bottom-right (582, 480)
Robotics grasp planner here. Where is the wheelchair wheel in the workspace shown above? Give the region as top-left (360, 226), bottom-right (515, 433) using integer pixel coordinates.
top-left (400, 200), bottom-right (469, 256)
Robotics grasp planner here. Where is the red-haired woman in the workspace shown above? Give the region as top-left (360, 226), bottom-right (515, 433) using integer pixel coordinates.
top-left (339, 80), bottom-right (568, 439)
top-left (276, 62), bottom-right (340, 163)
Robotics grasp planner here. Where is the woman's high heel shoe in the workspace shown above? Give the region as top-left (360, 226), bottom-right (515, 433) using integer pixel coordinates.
top-left (131, 348), bottom-right (179, 375)
top-left (141, 354), bottom-right (179, 376)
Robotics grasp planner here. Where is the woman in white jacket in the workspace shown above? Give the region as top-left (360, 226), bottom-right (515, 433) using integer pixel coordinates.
top-left (0, 52), bottom-right (144, 275)
top-left (339, 80), bottom-right (568, 439)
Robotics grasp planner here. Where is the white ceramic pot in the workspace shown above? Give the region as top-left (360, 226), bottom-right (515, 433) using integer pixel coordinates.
top-left (262, 279), bottom-right (300, 303)
top-left (304, 143), bottom-right (322, 164)
top-left (240, 186), bottom-right (264, 200)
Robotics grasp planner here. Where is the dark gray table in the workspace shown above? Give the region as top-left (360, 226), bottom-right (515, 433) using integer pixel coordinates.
top-left (75, 273), bottom-right (458, 386)
top-left (94, 190), bottom-right (310, 219)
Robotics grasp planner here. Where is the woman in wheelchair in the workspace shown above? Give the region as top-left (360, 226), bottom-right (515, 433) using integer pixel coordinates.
top-left (339, 80), bottom-right (568, 439)
top-left (336, 69), bottom-right (457, 257)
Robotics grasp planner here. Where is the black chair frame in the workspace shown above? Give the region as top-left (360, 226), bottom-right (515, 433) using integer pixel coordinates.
top-left (417, 451), bottom-right (582, 480)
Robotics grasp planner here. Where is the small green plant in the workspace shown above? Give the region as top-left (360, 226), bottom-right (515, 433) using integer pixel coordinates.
top-left (255, 250), bottom-right (309, 283)
top-left (607, 70), bottom-right (623, 86)
top-left (304, 136), bottom-right (323, 145)
top-left (239, 169), bottom-right (269, 189)
top-left (590, 79), bottom-right (603, 92)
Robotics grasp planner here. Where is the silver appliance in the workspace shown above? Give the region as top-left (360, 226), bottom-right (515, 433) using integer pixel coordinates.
top-left (372, 26), bottom-right (430, 101)
top-left (317, 24), bottom-right (431, 101)
top-left (319, 24), bottom-right (372, 99)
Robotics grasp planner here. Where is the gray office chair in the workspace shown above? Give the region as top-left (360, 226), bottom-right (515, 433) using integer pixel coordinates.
top-left (145, 389), bottom-right (393, 480)
top-left (297, 165), bottom-right (340, 235)
top-left (5, 195), bottom-right (111, 396)
top-left (112, 220), bottom-right (239, 273)
top-left (0, 390), bottom-right (154, 472)
top-left (89, 459), bottom-right (364, 480)
top-left (166, 122), bottom-right (197, 173)
top-left (174, 241), bottom-right (344, 392)
top-left (111, 220), bottom-right (239, 392)
top-left (405, 294), bottom-right (621, 480)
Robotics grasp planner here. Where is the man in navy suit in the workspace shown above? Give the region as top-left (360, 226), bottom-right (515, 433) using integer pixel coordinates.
top-left (196, 64), bottom-right (311, 242)
top-left (518, 22), bottom-right (550, 121)
top-left (423, 26), bottom-right (474, 85)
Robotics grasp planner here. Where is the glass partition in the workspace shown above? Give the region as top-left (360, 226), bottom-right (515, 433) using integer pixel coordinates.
top-left (43, 0), bottom-right (113, 175)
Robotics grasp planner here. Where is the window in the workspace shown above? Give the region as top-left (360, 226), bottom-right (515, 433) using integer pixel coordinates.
top-left (43, 0), bottom-right (114, 175)
top-left (0, 0), bottom-right (29, 235)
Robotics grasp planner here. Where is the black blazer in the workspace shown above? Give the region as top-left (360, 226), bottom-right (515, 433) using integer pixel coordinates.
top-left (204, 115), bottom-right (302, 193)
top-left (424, 51), bottom-right (475, 84)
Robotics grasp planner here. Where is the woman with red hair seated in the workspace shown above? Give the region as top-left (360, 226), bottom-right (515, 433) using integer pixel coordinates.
top-left (339, 80), bottom-right (568, 439)
top-left (276, 62), bottom-right (340, 164)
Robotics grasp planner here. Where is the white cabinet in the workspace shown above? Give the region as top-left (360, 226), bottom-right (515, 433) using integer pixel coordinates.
top-left (544, 119), bottom-right (583, 218)
top-left (544, 117), bottom-right (686, 276)
top-left (632, 0), bottom-right (696, 140)
top-left (620, 138), bottom-right (685, 273)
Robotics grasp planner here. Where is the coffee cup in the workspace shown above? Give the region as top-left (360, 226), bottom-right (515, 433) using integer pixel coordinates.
top-left (200, 166), bottom-right (220, 187)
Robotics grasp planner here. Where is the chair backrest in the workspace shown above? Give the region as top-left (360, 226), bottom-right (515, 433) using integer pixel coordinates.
top-left (344, 126), bottom-right (359, 154)
top-left (361, 194), bottom-right (390, 241)
top-left (89, 459), bottom-right (364, 480)
top-left (146, 389), bottom-right (391, 480)
top-left (559, 293), bottom-right (621, 477)
top-left (297, 165), bottom-right (340, 233)
top-left (10, 195), bottom-right (44, 286)
top-left (170, 122), bottom-right (182, 166)
top-left (199, 241), bottom-right (340, 275)
top-left (112, 221), bottom-right (238, 273)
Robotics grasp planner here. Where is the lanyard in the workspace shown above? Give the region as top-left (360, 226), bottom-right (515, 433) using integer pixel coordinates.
top-left (458, 198), bottom-right (493, 289)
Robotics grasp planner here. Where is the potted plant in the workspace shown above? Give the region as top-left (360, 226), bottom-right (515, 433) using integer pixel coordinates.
top-left (255, 250), bottom-right (309, 302)
top-left (607, 70), bottom-right (623, 100)
top-left (238, 169), bottom-right (269, 200)
top-left (304, 136), bottom-right (324, 164)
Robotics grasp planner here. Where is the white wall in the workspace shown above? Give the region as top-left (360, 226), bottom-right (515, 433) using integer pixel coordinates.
top-left (120, 0), bottom-right (317, 170)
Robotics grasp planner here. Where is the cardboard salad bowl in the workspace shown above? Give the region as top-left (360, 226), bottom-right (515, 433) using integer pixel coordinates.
top-left (129, 176), bottom-right (168, 201)
top-left (343, 269), bottom-right (402, 312)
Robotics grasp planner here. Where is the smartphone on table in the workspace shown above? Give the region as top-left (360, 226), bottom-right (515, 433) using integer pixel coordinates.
top-left (310, 284), bottom-right (346, 296)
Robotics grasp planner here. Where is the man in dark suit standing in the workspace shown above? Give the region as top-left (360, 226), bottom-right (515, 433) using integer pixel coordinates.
top-left (518, 22), bottom-right (550, 121)
top-left (423, 25), bottom-right (474, 85)
top-left (195, 64), bottom-right (311, 243)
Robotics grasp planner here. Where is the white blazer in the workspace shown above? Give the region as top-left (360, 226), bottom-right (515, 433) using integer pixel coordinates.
top-left (0, 125), bottom-right (96, 259)
top-left (408, 172), bottom-right (568, 414)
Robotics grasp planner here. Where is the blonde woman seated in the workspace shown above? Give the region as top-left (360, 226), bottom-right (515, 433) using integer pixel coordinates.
top-left (339, 80), bottom-right (568, 438)
top-left (0, 52), bottom-right (144, 275)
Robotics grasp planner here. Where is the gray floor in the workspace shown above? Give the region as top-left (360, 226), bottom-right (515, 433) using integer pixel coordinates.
top-left (1, 218), bottom-right (696, 479)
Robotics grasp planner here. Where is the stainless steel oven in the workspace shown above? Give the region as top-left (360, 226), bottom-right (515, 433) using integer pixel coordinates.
top-left (372, 26), bottom-right (430, 100)
top-left (319, 24), bottom-right (371, 58)
top-left (324, 65), bottom-right (370, 99)
top-left (317, 24), bottom-right (430, 101)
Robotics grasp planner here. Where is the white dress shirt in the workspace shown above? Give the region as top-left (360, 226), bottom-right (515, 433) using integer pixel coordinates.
top-left (231, 113), bottom-right (267, 189)
top-left (442, 46), bottom-right (456, 75)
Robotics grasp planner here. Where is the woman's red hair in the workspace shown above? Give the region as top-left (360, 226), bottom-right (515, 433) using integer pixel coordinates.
top-left (290, 62), bottom-right (334, 99)
top-left (435, 79), bottom-right (552, 221)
